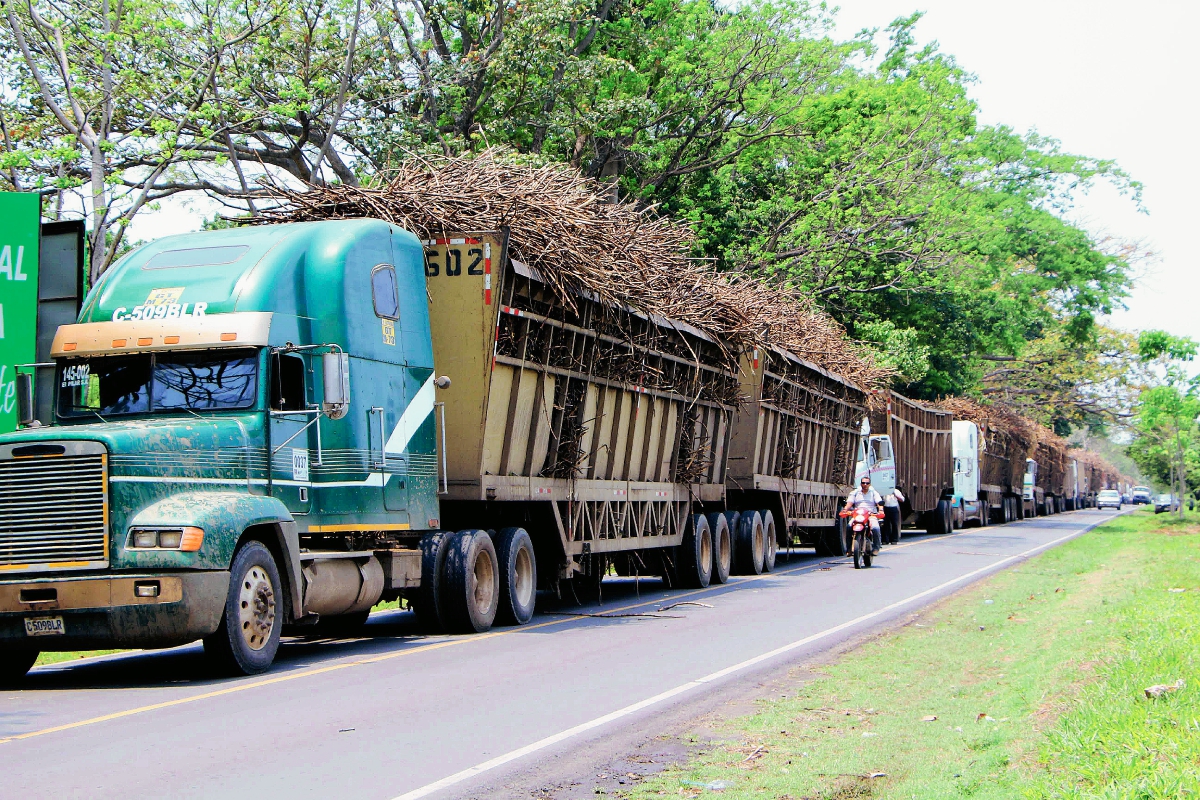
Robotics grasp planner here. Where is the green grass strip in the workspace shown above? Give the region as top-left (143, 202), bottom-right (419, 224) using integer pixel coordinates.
top-left (629, 508), bottom-right (1200, 799)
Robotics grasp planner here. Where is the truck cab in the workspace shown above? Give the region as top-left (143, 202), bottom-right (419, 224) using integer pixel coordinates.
top-left (0, 220), bottom-right (442, 678)
top-left (1022, 458), bottom-right (1039, 515)
top-left (951, 421), bottom-right (986, 527)
top-left (855, 434), bottom-right (896, 498)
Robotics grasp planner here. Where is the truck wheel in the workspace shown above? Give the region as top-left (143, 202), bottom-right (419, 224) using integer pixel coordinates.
top-left (440, 530), bottom-right (499, 633)
top-left (204, 541), bottom-right (282, 676)
top-left (831, 518), bottom-right (849, 557)
top-left (0, 651), bottom-right (38, 686)
top-left (760, 510), bottom-right (777, 572)
top-left (925, 501), bottom-right (951, 535)
top-left (707, 513), bottom-right (732, 585)
top-left (495, 527), bottom-right (537, 625)
top-left (573, 554), bottom-right (608, 601)
top-left (734, 511), bottom-right (764, 575)
top-left (679, 514), bottom-right (713, 588)
top-left (414, 532), bottom-right (450, 632)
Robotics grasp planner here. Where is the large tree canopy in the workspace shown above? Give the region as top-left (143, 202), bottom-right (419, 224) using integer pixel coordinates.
top-left (0, 0), bottom-right (1141, 426)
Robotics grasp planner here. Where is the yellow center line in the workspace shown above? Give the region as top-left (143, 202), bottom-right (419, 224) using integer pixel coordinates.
top-left (0, 522), bottom-right (1014, 746)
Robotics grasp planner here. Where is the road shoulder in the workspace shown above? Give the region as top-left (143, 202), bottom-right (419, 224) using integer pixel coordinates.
top-left (618, 508), bottom-right (1200, 799)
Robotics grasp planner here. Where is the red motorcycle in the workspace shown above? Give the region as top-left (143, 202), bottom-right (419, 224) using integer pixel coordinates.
top-left (839, 505), bottom-right (885, 569)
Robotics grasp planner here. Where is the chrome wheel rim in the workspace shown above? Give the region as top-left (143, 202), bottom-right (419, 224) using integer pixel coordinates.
top-left (513, 545), bottom-right (534, 609)
top-left (472, 547), bottom-right (496, 615)
top-left (238, 565), bottom-right (276, 652)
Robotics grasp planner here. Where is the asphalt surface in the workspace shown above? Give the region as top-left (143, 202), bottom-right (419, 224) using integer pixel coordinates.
top-left (0, 508), bottom-right (1118, 799)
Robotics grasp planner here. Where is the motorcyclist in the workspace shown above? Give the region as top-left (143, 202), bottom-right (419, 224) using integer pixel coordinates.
top-left (845, 476), bottom-right (884, 556)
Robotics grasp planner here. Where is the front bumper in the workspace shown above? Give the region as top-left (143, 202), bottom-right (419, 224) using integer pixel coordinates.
top-left (0, 571), bottom-right (229, 652)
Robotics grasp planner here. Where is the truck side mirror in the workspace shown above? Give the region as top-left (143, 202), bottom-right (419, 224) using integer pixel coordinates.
top-left (321, 352), bottom-right (350, 420)
top-left (16, 371), bottom-right (36, 427)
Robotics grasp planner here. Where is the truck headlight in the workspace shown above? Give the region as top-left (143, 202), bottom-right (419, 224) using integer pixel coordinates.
top-left (127, 527), bottom-right (205, 552)
top-left (131, 529), bottom-right (159, 549)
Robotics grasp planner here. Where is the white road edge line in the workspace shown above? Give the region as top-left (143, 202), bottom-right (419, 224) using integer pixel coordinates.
top-left (392, 522), bottom-right (1101, 800)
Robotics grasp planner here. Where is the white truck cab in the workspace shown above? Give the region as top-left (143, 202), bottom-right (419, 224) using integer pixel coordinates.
top-left (855, 434), bottom-right (897, 497)
top-left (951, 421), bottom-right (987, 526)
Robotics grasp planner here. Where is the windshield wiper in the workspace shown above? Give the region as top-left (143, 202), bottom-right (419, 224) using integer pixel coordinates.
top-left (69, 407), bottom-right (108, 423)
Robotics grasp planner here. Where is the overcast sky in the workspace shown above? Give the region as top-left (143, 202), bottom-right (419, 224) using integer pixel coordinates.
top-left (831, 0), bottom-right (1197, 344)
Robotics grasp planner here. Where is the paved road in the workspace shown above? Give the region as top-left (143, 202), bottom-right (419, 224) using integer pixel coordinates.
top-left (0, 509), bottom-right (1118, 798)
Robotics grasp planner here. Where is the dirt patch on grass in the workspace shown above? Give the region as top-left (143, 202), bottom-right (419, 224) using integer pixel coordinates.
top-left (804, 775), bottom-right (881, 799)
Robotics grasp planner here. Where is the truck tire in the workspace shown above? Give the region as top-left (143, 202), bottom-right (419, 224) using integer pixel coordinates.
top-left (0, 651), bottom-right (38, 686)
top-left (679, 514), bottom-right (713, 588)
top-left (414, 532), bottom-right (450, 632)
top-left (760, 510), bottom-right (777, 572)
top-left (440, 530), bottom-right (500, 633)
top-left (707, 513), bottom-right (732, 585)
top-left (204, 541), bottom-right (283, 676)
top-left (734, 511), bottom-right (764, 575)
top-left (573, 554), bottom-right (609, 601)
top-left (495, 527), bottom-right (537, 625)
top-left (817, 519), bottom-right (847, 557)
top-left (924, 500), bottom-right (951, 535)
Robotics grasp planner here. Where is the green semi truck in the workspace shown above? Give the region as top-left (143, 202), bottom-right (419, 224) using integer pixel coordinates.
top-left (0, 219), bottom-right (867, 680)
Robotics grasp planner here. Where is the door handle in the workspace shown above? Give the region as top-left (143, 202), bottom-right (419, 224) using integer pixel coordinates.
top-left (370, 406), bottom-right (385, 469)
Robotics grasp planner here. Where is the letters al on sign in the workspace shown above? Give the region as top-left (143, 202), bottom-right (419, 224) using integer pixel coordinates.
top-left (0, 193), bottom-right (40, 433)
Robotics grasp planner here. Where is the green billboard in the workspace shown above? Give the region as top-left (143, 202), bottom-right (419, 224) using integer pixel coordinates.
top-left (0, 193), bottom-right (40, 433)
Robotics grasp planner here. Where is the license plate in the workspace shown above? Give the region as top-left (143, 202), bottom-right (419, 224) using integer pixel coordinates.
top-left (24, 616), bottom-right (65, 636)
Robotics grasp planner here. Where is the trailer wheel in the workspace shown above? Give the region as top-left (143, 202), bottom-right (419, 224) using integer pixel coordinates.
top-left (440, 530), bottom-right (499, 633)
top-left (414, 532), bottom-right (450, 632)
top-left (0, 651), bottom-right (38, 686)
top-left (925, 500), bottom-right (951, 535)
top-left (572, 554), bottom-right (608, 602)
top-left (679, 514), bottom-right (713, 588)
top-left (760, 510), bottom-right (777, 572)
top-left (734, 511), bottom-right (764, 575)
top-left (707, 513), bottom-right (732, 585)
top-left (204, 540), bottom-right (282, 676)
top-left (495, 527), bottom-right (537, 625)
top-left (818, 519), bottom-right (847, 557)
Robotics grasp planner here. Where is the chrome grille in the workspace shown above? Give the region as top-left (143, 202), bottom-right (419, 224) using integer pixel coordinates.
top-left (0, 448), bottom-right (108, 570)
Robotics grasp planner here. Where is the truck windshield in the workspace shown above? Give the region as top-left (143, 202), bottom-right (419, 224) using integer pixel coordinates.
top-left (57, 349), bottom-right (259, 418)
